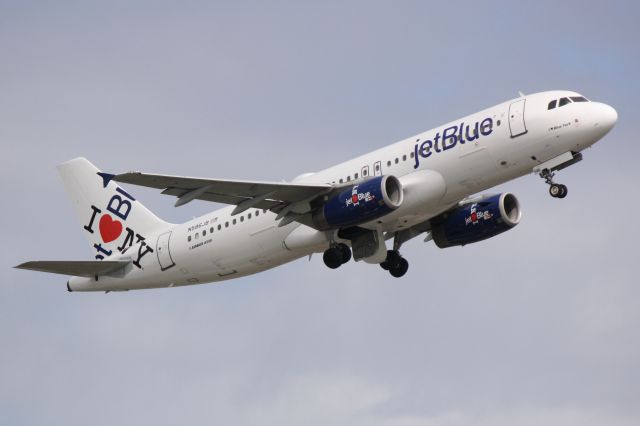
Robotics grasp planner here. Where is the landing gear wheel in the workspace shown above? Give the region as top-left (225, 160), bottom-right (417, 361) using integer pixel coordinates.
top-left (549, 184), bottom-right (562, 198)
top-left (323, 248), bottom-right (342, 269)
top-left (337, 243), bottom-right (352, 264)
top-left (323, 244), bottom-right (351, 269)
top-left (389, 257), bottom-right (409, 278)
top-left (380, 250), bottom-right (400, 271)
top-left (557, 184), bottom-right (568, 198)
top-left (381, 250), bottom-right (408, 277)
top-left (541, 169), bottom-right (567, 199)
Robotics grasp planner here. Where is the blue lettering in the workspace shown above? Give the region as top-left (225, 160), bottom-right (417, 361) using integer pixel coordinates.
top-left (411, 117), bottom-right (492, 164)
top-left (414, 140), bottom-right (433, 169)
top-left (442, 126), bottom-right (458, 150)
top-left (419, 140), bottom-right (432, 158)
top-left (458, 122), bottom-right (465, 144)
top-left (433, 133), bottom-right (441, 153)
top-left (107, 195), bottom-right (132, 221)
top-left (465, 122), bottom-right (479, 142)
top-left (480, 118), bottom-right (493, 136)
top-left (93, 243), bottom-right (112, 260)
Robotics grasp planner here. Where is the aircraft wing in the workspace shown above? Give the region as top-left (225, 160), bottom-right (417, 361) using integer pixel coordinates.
top-left (113, 171), bottom-right (335, 218)
top-left (15, 260), bottom-right (132, 278)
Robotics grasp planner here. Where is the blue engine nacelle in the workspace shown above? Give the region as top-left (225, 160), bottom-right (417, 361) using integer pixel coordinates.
top-left (431, 193), bottom-right (522, 248)
top-left (312, 175), bottom-right (403, 229)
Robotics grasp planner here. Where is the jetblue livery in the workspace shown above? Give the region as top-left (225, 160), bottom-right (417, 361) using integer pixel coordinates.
top-left (16, 90), bottom-right (617, 291)
top-left (413, 117), bottom-right (494, 168)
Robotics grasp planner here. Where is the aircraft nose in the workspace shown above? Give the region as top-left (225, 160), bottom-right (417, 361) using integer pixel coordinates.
top-left (595, 103), bottom-right (618, 131)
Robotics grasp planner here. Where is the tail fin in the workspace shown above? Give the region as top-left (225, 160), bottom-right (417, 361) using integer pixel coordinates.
top-left (58, 157), bottom-right (170, 260)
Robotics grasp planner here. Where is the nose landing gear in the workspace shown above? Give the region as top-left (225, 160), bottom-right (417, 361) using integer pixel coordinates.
top-left (540, 169), bottom-right (568, 199)
top-left (549, 183), bottom-right (568, 198)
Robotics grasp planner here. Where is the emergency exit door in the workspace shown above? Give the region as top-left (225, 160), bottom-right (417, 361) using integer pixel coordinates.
top-left (508, 99), bottom-right (528, 138)
top-left (156, 231), bottom-right (176, 271)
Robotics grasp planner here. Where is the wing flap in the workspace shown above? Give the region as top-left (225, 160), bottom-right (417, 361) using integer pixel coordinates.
top-left (159, 187), bottom-right (283, 210)
top-left (15, 260), bottom-right (131, 278)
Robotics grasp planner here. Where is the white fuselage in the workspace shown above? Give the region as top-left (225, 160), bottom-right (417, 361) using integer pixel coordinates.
top-left (69, 90), bottom-right (617, 291)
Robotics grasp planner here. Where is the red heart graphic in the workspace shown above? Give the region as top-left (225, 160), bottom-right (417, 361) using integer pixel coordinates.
top-left (99, 214), bottom-right (123, 243)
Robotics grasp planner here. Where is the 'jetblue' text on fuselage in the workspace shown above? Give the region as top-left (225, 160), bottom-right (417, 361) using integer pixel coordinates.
top-left (413, 118), bottom-right (493, 169)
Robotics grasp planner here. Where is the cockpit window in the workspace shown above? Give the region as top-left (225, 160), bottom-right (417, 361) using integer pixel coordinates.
top-left (570, 96), bottom-right (588, 102)
top-left (558, 97), bottom-right (571, 107)
top-left (548, 100), bottom-right (557, 110)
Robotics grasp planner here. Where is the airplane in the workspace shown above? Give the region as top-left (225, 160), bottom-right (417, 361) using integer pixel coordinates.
top-left (15, 90), bottom-right (617, 292)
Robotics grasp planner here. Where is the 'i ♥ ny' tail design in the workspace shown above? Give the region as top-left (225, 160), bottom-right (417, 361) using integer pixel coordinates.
top-left (57, 158), bottom-right (169, 268)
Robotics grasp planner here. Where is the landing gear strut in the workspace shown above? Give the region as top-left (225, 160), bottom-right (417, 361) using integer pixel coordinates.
top-left (380, 250), bottom-right (409, 278)
top-left (540, 169), bottom-right (567, 199)
top-left (323, 243), bottom-right (351, 269)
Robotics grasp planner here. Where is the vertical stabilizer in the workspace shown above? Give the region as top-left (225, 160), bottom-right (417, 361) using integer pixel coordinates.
top-left (57, 157), bottom-right (170, 259)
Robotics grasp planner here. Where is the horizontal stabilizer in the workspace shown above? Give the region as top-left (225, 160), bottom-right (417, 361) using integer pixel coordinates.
top-left (15, 260), bottom-right (131, 278)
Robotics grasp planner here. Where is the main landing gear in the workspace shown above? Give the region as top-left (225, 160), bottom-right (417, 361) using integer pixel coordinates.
top-left (540, 169), bottom-right (568, 199)
top-left (322, 239), bottom-right (409, 279)
top-left (380, 250), bottom-right (409, 278)
top-left (323, 243), bottom-right (352, 269)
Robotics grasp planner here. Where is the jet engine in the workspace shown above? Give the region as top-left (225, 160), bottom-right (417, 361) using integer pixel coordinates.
top-left (312, 175), bottom-right (403, 229)
top-left (431, 193), bottom-right (521, 248)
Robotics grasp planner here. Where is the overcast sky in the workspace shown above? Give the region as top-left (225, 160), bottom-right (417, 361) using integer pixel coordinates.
top-left (2, 1), bottom-right (639, 425)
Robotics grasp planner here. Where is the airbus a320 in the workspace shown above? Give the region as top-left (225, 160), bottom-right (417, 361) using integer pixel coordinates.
top-left (16, 90), bottom-right (617, 291)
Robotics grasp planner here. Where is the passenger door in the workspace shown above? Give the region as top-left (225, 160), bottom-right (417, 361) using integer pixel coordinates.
top-left (508, 99), bottom-right (528, 138)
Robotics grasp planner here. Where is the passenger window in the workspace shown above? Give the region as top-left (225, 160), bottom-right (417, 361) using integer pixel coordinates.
top-left (347, 176), bottom-right (351, 181)
top-left (218, 224), bottom-right (222, 230)
top-left (387, 160), bottom-right (391, 167)
top-left (210, 227), bottom-right (214, 233)
top-left (354, 173), bottom-right (358, 179)
top-left (195, 233), bottom-right (199, 239)
top-left (375, 164), bottom-right (380, 171)
top-left (559, 97), bottom-right (571, 107)
top-left (225, 221), bottom-right (229, 228)
top-left (240, 216), bottom-right (244, 222)
top-left (188, 235), bottom-right (191, 242)
top-left (233, 218), bottom-right (237, 225)
top-left (248, 213), bottom-right (252, 219)
top-left (202, 230), bottom-right (206, 236)
top-left (410, 151), bottom-right (414, 158)
top-left (255, 210), bottom-right (259, 217)
top-left (395, 158), bottom-right (399, 164)
top-left (570, 96), bottom-right (588, 102)
top-left (548, 100), bottom-right (557, 110)
top-left (402, 154), bottom-right (407, 161)
top-left (339, 178), bottom-right (343, 183)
